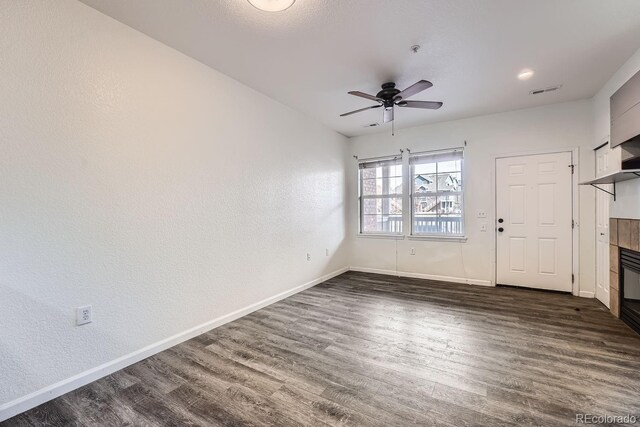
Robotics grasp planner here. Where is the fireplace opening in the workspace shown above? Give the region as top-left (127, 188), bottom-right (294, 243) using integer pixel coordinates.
top-left (620, 247), bottom-right (640, 335)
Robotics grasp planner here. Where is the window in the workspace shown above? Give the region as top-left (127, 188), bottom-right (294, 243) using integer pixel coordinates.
top-left (410, 149), bottom-right (464, 236)
top-left (358, 156), bottom-right (403, 234)
top-left (357, 149), bottom-right (465, 238)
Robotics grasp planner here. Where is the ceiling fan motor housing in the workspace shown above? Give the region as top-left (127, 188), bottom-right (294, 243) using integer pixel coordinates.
top-left (376, 82), bottom-right (401, 105)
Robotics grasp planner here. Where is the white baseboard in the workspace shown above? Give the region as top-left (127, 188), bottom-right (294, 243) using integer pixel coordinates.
top-left (579, 290), bottom-right (595, 298)
top-left (0, 266), bottom-right (349, 422)
top-left (349, 266), bottom-right (493, 287)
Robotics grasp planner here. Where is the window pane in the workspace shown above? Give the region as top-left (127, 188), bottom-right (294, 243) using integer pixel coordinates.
top-left (437, 159), bottom-right (462, 173)
top-left (413, 199), bottom-right (439, 233)
top-left (413, 194), bottom-right (463, 235)
top-left (385, 164), bottom-right (403, 178)
top-left (414, 173), bottom-right (437, 194)
top-left (362, 177), bottom-right (403, 196)
top-left (413, 195), bottom-right (437, 215)
top-left (361, 197), bottom-right (402, 233)
top-left (361, 164), bottom-right (402, 179)
top-left (437, 172), bottom-right (461, 192)
top-left (438, 194), bottom-right (463, 216)
top-left (389, 177), bottom-right (403, 194)
top-left (362, 197), bottom-right (403, 215)
top-left (361, 164), bottom-right (403, 197)
top-left (414, 162), bottom-right (436, 175)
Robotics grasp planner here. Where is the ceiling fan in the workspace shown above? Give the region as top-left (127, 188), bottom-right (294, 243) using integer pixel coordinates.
top-left (340, 80), bottom-right (442, 123)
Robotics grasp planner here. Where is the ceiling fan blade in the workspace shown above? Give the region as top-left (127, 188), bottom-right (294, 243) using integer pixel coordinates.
top-left (340, 104), bottom-right (382, 117)
top-left (348, 91), bottom-right (381, 102)
top-left (396, 100), bottom-right (443, 109)
top-left (394, 80), bottom-right (433, 101)
top-left (383, 107), bottom-right (394, 123)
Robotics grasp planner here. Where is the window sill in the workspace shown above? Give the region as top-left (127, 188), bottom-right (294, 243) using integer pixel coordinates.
top-left (356, 233), bottom-right (467, 242)
top-left (356, 233), bottom-right (405, 240)
top-left (407, 235), bottom-right (467, 242)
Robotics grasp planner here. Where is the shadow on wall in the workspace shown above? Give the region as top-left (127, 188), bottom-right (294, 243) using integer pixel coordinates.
top-left (0, 285), bottom-right (127, 407)
top-left (0, 234), bottom-right (351, 412)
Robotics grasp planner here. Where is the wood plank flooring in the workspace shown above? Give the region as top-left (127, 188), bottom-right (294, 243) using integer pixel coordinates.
top-left (4, 271), bottom-right (640, 426)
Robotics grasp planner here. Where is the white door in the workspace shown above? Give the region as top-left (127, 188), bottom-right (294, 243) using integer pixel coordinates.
top-left (496, 152), bottom-right (573, 292)
top-left (595, 145), bottom-right (611, 306)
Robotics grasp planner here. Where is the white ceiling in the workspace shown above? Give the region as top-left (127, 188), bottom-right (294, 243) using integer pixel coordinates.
top-left (79, 0), bottom-right (640, 137)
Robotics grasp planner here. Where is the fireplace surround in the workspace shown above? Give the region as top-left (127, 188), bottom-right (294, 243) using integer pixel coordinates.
top-left (609, 219), bottom-right (640, 333)
top-left (619, 247), bottom-right (640, 334)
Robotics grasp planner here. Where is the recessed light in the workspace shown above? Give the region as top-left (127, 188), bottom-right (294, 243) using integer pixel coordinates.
top-left (517, 69), bottom-right (534, 80)
top-left (248, 0), bottom-right (295, 12)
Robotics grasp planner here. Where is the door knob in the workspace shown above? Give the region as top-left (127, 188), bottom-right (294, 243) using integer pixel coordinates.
top-left (498, 227), bottom-right (504, 232)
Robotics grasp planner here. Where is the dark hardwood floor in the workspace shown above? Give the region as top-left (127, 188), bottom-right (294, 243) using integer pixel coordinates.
top-left (5, 271), bottom-right (640, 426)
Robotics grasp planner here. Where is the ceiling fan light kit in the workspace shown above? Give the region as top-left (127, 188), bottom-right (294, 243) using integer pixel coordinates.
top-left (340, 80), bottom-right (442, 134)
top-left (247, 0), bottom-right (295, 12)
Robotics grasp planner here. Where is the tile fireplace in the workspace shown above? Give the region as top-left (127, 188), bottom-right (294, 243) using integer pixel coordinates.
top-left (609, 218), bottom-right (640, 335)
top-left (619, 247), bottom-right (640, 334)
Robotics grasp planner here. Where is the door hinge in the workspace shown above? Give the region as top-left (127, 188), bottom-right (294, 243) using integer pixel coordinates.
top-left (572, 274), bottom-right (575, 284)
top-left (569, 164), bottom-right (575, 174)
top-left (572, 220), bottom-right (575, 229)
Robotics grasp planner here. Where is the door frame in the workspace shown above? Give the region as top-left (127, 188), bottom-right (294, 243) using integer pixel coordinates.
top-left (491, 147), bottom-right (580, 296)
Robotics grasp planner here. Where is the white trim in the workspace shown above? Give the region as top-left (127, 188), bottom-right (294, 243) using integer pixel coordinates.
top-left (356, 233), bottom-right (405, 240)
top-left (571, 147), bottom-right (582, 297)
top-left (349, 266), bottom-right (493, 287)
top-left (579, 291), bottom-right (595, 298)
top-left (0, 266), bottom-right (349, 422)
top-left (407, 235), bottom-right (467, 242)
top-left (493, 147), bottom-right (578, 160)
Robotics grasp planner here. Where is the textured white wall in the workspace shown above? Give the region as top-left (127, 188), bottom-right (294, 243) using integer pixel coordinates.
top-left (0, 0), bottom-right (348, 408)
top-left (347, 100), bottom-right (595, 295)
top-left (2, 0), bottom-right (631, 416)
top-left (592, 47), bottom-right (640, 219)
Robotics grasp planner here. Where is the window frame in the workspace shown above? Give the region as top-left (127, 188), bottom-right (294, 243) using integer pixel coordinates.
top-left (357, 156), bottom-right (404, 236)
top-left (409, 149), bottom-right (465, 238)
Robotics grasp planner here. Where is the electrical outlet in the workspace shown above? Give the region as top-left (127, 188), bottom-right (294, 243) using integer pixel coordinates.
top-left (410, 247), bottom-right (416, 255)
top-left (76, 305), bottom-right (92, 326)
top-left (306, 253), bottom-right (311, 261)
